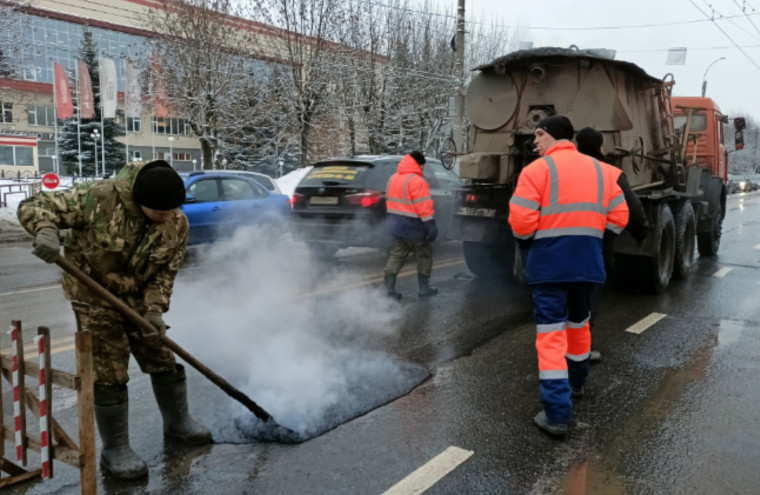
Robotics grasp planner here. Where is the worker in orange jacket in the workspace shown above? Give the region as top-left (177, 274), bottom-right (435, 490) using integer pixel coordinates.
top-left (508, 116), bottom-right (629, 437)
top-left (384, 151), bottom-right (439, 299)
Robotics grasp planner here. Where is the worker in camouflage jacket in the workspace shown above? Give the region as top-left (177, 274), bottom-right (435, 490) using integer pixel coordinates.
top-left (17, 160), bottom-right (211, 480)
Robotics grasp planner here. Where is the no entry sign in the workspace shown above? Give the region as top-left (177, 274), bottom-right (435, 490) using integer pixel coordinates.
top-left (42, 173), bottom-right (60, 189)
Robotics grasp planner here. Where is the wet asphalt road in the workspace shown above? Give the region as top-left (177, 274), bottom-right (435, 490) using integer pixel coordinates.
top-left (1, 192), bottom-right (759, 494)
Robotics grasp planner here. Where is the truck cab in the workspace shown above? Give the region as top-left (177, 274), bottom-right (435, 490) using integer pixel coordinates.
top-left (671, 97), bottom-right (728, 182)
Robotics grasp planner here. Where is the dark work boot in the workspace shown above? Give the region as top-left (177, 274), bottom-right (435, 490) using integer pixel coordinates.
top-left (418, 274), bottom-right (439, 297)
top-left (384, 272), bottom-right (402, 300)
top-left (150, 364), bottom-right (212, 445)
top-left (94, 400), bottom-right (148, 480)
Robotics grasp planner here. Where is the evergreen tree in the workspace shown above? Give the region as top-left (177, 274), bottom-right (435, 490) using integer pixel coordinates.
top-left (58, 29), bottom-right (125, 177)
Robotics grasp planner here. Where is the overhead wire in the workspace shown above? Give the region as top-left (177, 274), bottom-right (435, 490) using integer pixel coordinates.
top-left (689, 0), bottom-right (760, 69)
top-left (729, 0), bottom-right (760, 35)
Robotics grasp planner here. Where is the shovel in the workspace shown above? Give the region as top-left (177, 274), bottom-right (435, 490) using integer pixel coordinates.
top-left (54, 255), bottom-right (301, 444)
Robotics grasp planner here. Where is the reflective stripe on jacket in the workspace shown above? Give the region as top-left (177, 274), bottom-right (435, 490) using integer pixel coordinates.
top-left (508, 141), bottom-right (629, 284)
top-left (385, 154), bottom-right (435, 239)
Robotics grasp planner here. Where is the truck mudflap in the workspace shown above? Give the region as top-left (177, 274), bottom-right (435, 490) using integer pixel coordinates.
top-left (448, 213), bottom-right (502, 243)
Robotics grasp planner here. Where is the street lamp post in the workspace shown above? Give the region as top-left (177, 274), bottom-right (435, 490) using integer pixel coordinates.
top-left (90, 129), bottom-right (100, 177)
top-left (51, 155), bottom-right (57, 175)
top-left (702, 57), bottom-right (726, 97)
top-left (167, 136), bottom-right (175, 167)
top-left (192, 158), bottom-right (197, 171)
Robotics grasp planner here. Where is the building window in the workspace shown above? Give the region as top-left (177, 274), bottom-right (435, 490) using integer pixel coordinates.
top-left (175, 152), bottom-right (191, 161)
top-left (27, 105), bottom-right (56, 126)
top-left (152, 117), bottom-right (190, 135)
top-left (15, 146), bottom-right (33, 166)
top-left (1, 102), bottom-right (13, 123)
top-left (127, 117), bottom-right (141, 132)
top-left (153, 151), bottom-right (170, 160)
top-left (0, 145), bottom-right (12, 164)
top-left (130, 150), bottom-right (142, 162)
top-left (0, 145), bottom-right (34, 166)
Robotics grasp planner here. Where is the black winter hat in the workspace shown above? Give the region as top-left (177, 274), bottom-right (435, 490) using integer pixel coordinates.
top-left (537, 115), bottom-right (574, 141)
top-left (409, 150), bottom-right (426, 165)
top-left (132, 160), bottom-right (186, 211)
top-left (575, 127), bottom-right (605, 161)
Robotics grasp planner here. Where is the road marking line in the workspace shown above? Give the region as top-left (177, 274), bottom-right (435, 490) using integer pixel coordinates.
top-left (625, 313), bottom-right (667, 334)
top-left (712, 267), bottom-right (733, 278)
top-left (0, 285), bottom-right (59, 298)
top-left (382, 446), bottom-right (474, 495)
top-left (295, 258), bottom-right (465, 299)
top-left (0, 335), bottom-right (74, 358)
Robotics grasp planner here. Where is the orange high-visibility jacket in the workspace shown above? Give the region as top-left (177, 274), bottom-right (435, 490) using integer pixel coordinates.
top-left (386, 154), bottom-right (435, 239)
top-left (508, 141), bottom-right (629, 283)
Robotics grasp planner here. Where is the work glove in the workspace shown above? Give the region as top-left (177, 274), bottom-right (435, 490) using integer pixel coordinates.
top-left (422, 220), bottom-right (438, 243)
top-left (143, 311), bottom-right (167, 342)
top-left (32, 227), bottom-right (60, 263)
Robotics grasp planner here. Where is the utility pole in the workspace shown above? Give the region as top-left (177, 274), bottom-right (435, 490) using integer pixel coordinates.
top-left (454, 0), bottom-right (466, 154)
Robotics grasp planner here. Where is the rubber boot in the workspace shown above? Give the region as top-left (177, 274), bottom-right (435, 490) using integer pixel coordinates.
top-left (94, 400), bottom-right (148, 480)
top-left (384, 272), bottom-right (402, 300)
top-left (590, 350), bottom-right (602, 363)
top-left (150, 364), bottom-right (212, 445)
top-left (417, 274), bottom-right (438, 297)
top-left (534, 410), bottom-right (568, 438)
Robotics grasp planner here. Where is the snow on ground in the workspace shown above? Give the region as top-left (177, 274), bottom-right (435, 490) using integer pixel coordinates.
top-left (0, 180), bottom-right (37, 233)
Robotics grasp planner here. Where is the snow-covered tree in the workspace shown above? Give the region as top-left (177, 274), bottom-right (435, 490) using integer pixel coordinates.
top-left (143, 0), bottom-right (276, 170)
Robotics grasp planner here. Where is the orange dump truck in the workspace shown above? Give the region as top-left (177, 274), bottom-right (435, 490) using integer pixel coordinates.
top-left (447, 47), bottom-right (737, 293)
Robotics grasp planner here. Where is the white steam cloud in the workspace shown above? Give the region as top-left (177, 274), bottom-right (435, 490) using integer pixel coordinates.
top-left (167, 224), bottom-right (425, 440)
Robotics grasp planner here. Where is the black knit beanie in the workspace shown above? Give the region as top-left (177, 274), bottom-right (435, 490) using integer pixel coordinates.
top-left (132, 160), bottom-right (186, 211)
top-left (537, 115), bottom-right (574, 141)
top-left (409, 150), bottom-right (426, 165)
top-left (575, 127), bottom-right (605, 161)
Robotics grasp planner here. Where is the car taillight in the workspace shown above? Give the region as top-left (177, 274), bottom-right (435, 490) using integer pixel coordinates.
top-left (465, 193), bottom-right (479, 203)
top-left (346, 190), bottom-right (382, 208)
top-left (291, 192), bottom-right (305, 207)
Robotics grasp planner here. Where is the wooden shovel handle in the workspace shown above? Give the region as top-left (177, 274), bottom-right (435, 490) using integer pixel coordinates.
top-left (54, 255), bottom-right (273, 421)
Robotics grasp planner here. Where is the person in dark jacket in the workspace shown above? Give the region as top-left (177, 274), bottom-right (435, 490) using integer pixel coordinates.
top-left (575, 127), bottom-right (650, 363)
top-left (384, 151), bottom-right (439, 299)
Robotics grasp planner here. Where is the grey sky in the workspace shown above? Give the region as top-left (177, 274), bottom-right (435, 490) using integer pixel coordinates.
top-left (448, 0), bottom-right (760, 121)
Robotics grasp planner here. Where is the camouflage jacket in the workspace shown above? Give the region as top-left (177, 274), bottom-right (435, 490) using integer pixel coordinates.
top-left (17, 162), bottom-right (188, 314)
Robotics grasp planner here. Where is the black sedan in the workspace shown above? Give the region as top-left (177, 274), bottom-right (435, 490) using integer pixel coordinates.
top-left (290, 155), bottom-right (462, 257)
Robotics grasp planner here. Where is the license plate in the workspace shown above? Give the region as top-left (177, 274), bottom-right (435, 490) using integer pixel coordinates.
top-left (310, 196), bottom-right (339, 206)
top-left (457, 206), bottom-right (496, 218)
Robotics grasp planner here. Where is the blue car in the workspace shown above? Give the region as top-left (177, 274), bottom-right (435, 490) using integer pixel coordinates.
top-left (180, 171), bottom-right (291, 245)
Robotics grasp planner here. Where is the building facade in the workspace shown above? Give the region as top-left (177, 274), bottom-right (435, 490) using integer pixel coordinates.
top-left (0, 0), bottom-right (267, 176)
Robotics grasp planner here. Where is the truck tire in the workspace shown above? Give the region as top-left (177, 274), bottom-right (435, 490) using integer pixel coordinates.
top-left (463, 238), bottom-right (514, 280)
top-left (673, 201), bottom-right (697, 279)
top-left (697, 203), bottom-right (722, 256)
top-left (642, 203), bottom-right (675, 293)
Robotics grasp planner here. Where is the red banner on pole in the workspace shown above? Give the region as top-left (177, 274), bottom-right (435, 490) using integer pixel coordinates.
top-left (78, 60), bottom-right (95, 119)
top-left (151, 55), bottom-right (169, 118)
top-left (54, 63), bottom-right (74, 119)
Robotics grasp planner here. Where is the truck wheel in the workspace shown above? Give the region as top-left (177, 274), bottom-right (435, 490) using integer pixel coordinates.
top-left (673, 201), bottom-right (697, 279)
top-left (643, 204), bottom-right (675, 293)
top-left (463, 239), bottom-right (513, 280)
top-left (697, 203), bottom-right (722, 256)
